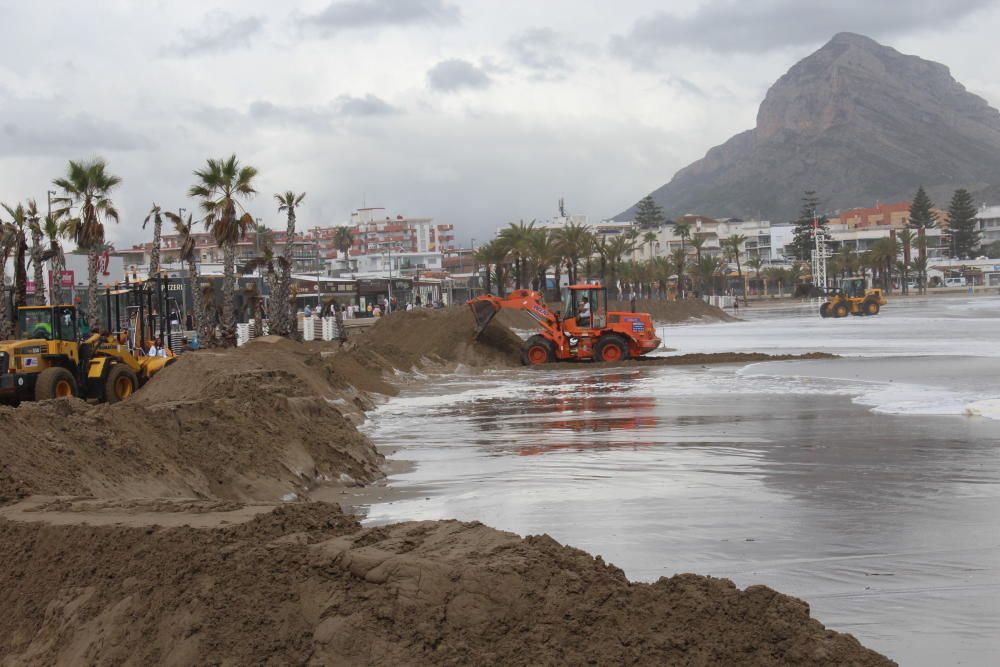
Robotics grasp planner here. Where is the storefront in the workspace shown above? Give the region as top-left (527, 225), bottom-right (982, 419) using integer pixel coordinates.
top-left (356, 278), bottom-right (412, 310)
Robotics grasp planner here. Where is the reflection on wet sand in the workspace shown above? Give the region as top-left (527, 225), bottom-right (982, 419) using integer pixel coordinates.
top-left (364, 299), bottom-right (1000, 666)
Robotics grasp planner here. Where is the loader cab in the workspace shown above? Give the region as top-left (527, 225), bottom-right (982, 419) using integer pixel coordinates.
top-left (839, 277), bottom-right (867, 298)
top-left (16, 306), bottom-right (78, 342)
top-left (562, 285), bottom-right (606, 330)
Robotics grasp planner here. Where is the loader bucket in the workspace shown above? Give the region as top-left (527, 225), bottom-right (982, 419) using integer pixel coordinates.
top-left (469, 300), bottom-right (499, 338)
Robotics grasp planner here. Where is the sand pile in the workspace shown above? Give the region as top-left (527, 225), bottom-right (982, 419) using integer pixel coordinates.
top-left (610, 298), bottom-right (738, 323)
top-left (0, 502), bottom-right (893, 666)
top-left (0, 340), bottom-right (383, 505)
top-left (348, 306), bottom-right (523, 369)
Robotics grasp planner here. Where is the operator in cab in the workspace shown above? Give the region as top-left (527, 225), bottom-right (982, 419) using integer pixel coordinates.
top-left (578, 297), bottom-right (591, 326)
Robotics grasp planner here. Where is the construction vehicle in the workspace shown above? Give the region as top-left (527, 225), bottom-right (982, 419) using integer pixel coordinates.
top-left (469, 284), bottom-right (661, 365)
top-left (0, 278), bottom-right (177, 404)
top-left (819, 277), bottom-right (887, 318)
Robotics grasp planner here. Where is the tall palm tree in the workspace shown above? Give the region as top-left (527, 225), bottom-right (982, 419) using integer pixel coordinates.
top-left (643, 231), bottom-right (658, 260)
top-left (689, 235), bottom-right (706, 265)
top-left (673, 219), bottom-right (692, 253)
top-left (165, 211), bottom-right (210, 343)
top-left (553, 221), bottom-right (592, 285)
top-left (52, 158), bottom-right (122, 330)
top-left (188, 155), bottom-right (258, 342)
top-left (605, 234), bottom-right (637, 297)
top-left (897, 228), bottom-right (915, 294)
top-left (25, 200), bottom-right (45, 305)
top-left (0, 222), bottom-right (15, 338)
top-left (670, 247), bottom-right (687, 299)
top-left (746, 256), bottom-right (764, 297)
top-left (498, 220), bottom-right (535, 289)
top-left (273, 191), bottom-right (305, 336)
top-left (527, 229), bottom-right (559, 293)
top-left (43, 214), bottom-right (66, 305)
top-left (143, 204), bottom-right (167, 278)
top-left (2, 203), bottom-right (29, 310)
top-left (724, 234), bottom-right (747, 303)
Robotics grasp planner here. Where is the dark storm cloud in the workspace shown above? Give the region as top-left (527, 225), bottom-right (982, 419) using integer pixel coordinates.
top-left (301, 0), bottom-right (460, 36)
top-left (161, 13), bottom-right (264, 57)
top-left (506, 28), bottom-right (575, 78)
top-left (610, 0), bottom-right (996, 63)
top-left (426, 59), bottom-right (492, 92)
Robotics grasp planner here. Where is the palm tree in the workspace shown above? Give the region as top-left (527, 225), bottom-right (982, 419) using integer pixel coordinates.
top-left (605, 234), bottom-right (637, 297)
top-left (2, 203), bottom-right (29, 310)
top-left (52, 158), bottom-right (122, 330)
top-left (689, 235), bottom-right (706, 265)
top-left (643, 231), bottom-right (658, 260)
top-left (143, 204), bottom-right (167, 278)
top-left (188, 155), bottom-right (258, 342)
top-left (0, 222), bottom-right (15, 338)
top-left (274, 191), bottom-right (305, 335)
top-left (165, 211), bottom-right (209, 343)
top-left (498, 220), bottom-right (536, 289)
top-left (553, 221), bottom-right (592, 285)
top-left (724, 234), bottom-right (747, 303)
top-left (746, 256), bottom-right (764, 297)
top-left (241, 242), bottom-right (288, 321)
top-left (43, 214), bottom-right (66, 305)
top-left (474, 239), bottom-right (509, 296)
top-left (870, 238), bottom-right (899, 292)
top-left (897, 229), bottom-right (915, 294)
top-left (333, 226), bottom-right (354, 266)
top-left (670, 247), bottom-right (688, 299)
top-left (673, 219), bottom-right (692, 253)
top-left (25, 200), bottom-right (45, 305)
top-left (527, 229), bottom-right (559, 293)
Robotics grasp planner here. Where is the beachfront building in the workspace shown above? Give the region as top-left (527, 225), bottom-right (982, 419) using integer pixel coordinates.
top-left (977, 204), bottom-right (1000, 246)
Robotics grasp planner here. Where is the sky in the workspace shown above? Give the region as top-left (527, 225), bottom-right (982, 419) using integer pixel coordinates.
top-left (2, 0), bottom-right (1000, 249)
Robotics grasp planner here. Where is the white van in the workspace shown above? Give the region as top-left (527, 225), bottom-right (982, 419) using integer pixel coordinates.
top-left (944, 277), bottom-right (967, 287)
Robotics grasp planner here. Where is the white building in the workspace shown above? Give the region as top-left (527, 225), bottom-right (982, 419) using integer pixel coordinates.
top-left (977, 204), bottom-right (1000, 246)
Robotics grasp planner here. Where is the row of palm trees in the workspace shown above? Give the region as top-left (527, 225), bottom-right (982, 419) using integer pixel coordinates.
top-left (1, 155), bottom-right (308, 345)
top-left (473, 221), bottom-right (757, 302)
top-left (473, 221), bottom-right (929, 302)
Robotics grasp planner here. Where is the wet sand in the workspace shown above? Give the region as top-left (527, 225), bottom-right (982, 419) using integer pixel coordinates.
top-left (359, 298), bottom-right (1000, 666)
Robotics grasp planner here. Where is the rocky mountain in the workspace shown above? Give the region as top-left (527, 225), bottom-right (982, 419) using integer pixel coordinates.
top-left (617, 32), bottom-right (1000, 222)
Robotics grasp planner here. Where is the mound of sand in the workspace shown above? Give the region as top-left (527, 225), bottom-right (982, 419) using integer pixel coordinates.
top-left (349, 306), bottom-right (524, 369)
top-left (0, 340), bottom-right (383, 505)
top-left (610, 298), bottom-right (737, 323)
top-left (0, 503), bottom-right (893, 666)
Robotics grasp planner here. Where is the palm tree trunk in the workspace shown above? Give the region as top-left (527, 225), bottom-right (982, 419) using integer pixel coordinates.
top-left (87, 247), bottom-right (100, 330)
top-left (49, 246), bottom-right (63, 305)
top-left (190, 261), bottom-right (209, 342)
top-left (14, 232), bottom-right (28, 309)
top-left (31, 229), bottom-right (45, 305)
top-left (222, 239), bottom-right (236, 341)
top-left (0, 262), bottom-right (10, 339)
top-left (278, 209), bottom-right (296, 337)
top-left (149, 219), bottom-right (162, 277)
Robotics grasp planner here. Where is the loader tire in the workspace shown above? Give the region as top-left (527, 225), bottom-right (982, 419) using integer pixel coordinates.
top-left (521, 336), bottom-right (554, 366)
top-left (819, 302), bottom-right (832, 318)
top-left (833, 302), bottom-right (849, 318)
top-left (864, 300), bottom-right (880, 316)
top-left (35, 367), bottom-right (77, 401)
top-left (595, 335), bottom-right (628, 363)
top-left (104, 364), bottom-right (138, 404)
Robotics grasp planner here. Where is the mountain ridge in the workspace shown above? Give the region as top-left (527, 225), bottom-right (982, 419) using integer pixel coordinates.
top-left (617, 32), bottom-right (1000, 222)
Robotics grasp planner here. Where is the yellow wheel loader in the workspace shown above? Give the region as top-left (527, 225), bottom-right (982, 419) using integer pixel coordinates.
top-left (0, 304), bottom-right (173, 404)
top-left (819, 277), bottom-right (887, 319)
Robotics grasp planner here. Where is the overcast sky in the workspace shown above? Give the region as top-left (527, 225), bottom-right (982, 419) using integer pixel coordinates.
top-left (2, 0), bottom-right (999, 248)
